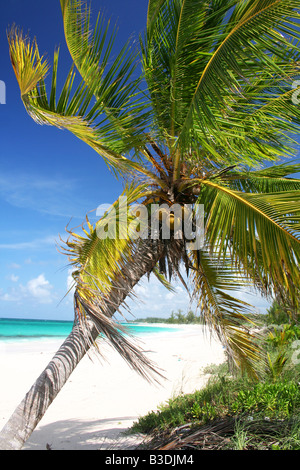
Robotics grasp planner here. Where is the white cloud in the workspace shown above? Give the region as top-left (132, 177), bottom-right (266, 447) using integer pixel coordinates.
top-left (119, 272), bottom-right (271, 320)
top-left (0, 172), bottom-right (87, 219)
top-left (134, 284), bottom-right (148, 296)
top-left (122, 274), bottom-right (191, 320)
top-left (24, 274), bottom-right (53, 304)
top-left (0, 292), bottom-right (16, 302)
top-left (0, 274), bottom-right (55, 304)
top-left (165, 291), bottom-right (175, 300)
top-left (7, 274), bottom-right (19, 282)
top-left (67, 269), bottom-right (76, 296)
top-left (61, 268), bottom-right (77, 306)
top-left (8, 263), bottom-right (21, 269)
top-left (0, 236), bottom-right (57, 250)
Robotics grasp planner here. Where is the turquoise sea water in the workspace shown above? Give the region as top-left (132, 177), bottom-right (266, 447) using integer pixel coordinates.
top-left (0, 318), bottom-right (178, 343)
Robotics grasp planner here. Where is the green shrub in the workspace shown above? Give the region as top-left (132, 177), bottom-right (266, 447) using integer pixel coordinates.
top-left (130, 320), bottom-right (300, 449)
top-left (231, 381), bottom-right (300, 419)
top-left (267, 324), bottom-right (300, 349)
top-left (131, 371), bottom-right (249, 433)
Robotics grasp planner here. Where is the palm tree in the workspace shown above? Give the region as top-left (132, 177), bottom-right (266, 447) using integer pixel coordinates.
top-left (1, 0), bottom-right (300, 450)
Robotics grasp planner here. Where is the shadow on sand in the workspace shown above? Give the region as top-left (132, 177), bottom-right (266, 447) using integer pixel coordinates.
top-left (24, 416), bottom-right (144, 450)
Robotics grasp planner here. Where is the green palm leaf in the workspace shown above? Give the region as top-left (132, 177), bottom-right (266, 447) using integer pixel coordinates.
top-left (223, 162), bottom-right (300, 193)
top-left (8, 0), bottom-right (300, 380)
top-left (177, 0), bottom-right (300, 140)
top-left (189, 248), bottom-right (263, 378)
top-left (60, 0), bottom-right (151, 154)
top-left (143, 0), bottom-right (300, 170)
top-left (199, 180), bottom-right (300, 307)
top-left (7, 28), bottom-right (160, 182)
top-left (61, 183), bottom-right (165, 380)
top-left (63, 184), bottom-right (148, 299)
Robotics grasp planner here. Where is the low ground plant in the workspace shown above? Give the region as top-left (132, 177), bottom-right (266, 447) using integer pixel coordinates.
top-left (131, 320), bottom-right (300, 450)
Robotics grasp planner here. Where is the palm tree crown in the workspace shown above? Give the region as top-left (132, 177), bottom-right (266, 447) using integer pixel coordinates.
top-left (8, 0), bottom-right (300, 377)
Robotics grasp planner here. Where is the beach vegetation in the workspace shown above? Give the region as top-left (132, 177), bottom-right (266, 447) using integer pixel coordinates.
top-left (2, 0), bottom-right (300, 450)
top-left (131, 324), bottom-right (300, 450)
top-left (133, 309), bottom-right (206, 324)
top-left (266, 299), bottom-right (299, 326)
top-left (134, 301), bottom-right (299, 326)
top-left (131, 374), bottom-right (300, 449)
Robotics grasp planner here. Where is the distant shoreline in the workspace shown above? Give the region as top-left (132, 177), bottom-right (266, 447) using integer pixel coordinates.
top-left (0, 316), bottom-right (174, 324)
top-left (0, 317), bottom-right (184, 344)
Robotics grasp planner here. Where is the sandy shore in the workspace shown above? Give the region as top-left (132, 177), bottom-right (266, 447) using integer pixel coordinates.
top-left (0, 325), bottom-right (225, 450)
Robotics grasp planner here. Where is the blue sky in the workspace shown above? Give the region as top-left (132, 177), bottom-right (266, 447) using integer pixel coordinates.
top-left (0, 1), bottom-right (274, 320)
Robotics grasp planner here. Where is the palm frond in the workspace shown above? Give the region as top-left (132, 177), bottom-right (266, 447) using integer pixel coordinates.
top-left (143, 0), bottom-right (300, 169)
top-left (60, 184), bottom-right (166, 381)
top-left (60, 0), bottom-right (150, 154)
top-left (222, 161), bottom-right (300, 192)
top-left (9, 0), bottom-right (300, 384)
top-left (177, 0), bottom-right (300, 147)
top-left (199, 180), bottom-right (300, 307)
top-left (74, 291), bottom-right (164, 382)
top-left (147, 0), bottom-right (168, 32)
top-left (7, 27), bottom-right (160, 182)
top-left (189, 248), bottom-right (263, 378)
top-left (248, 161), bottom-right (300, 179)
top-left (8, 27), bottom-right (50, 96)
top-left (63, 184), bottom-right (148, 298)
top-left (151, 266), bottom-right (177, 292)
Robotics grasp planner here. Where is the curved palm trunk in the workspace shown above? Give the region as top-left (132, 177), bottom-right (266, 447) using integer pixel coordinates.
top-left (0, 322), bottom-right (99, 450)
top-left (0, 240), bottom-right (165, 450)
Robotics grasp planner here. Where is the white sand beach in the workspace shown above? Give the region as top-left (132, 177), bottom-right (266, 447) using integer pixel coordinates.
top-left (0, 325), bottom-right (225, 450)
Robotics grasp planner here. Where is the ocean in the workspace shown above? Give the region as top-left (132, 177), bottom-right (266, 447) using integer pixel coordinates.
top-left (0, 317), bottom-right (179, 343)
